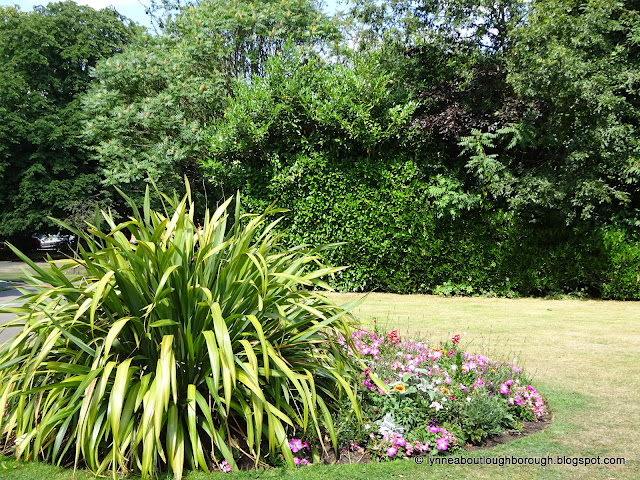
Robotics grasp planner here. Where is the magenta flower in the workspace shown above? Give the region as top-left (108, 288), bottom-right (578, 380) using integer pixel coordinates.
top-left (289, 439), bottom-right (304, 453)
top-left (499, 383), bottom-right (510, 394)
top-left (387, 445), bottom-right (398, 457)
top-left (435, 437), bottom-right (449, 450)
top-left (396, 437), bottom-right (407, 447)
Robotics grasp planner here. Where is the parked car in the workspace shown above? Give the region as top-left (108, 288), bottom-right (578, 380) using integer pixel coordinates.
top-left (31, 233), bottom-right (76, 251)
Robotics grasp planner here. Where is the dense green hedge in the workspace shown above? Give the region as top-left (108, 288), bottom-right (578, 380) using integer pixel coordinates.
top-left (231, 156), bottom-right (640, 300)
top-left (199, 47), bottom-right (640, 301)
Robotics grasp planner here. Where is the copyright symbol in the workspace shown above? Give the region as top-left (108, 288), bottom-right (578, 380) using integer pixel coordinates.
top-left (414, 455), bottom-right (424, 465)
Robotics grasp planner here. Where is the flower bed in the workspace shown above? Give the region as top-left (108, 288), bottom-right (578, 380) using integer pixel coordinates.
top-left (215, 327), bottom-right (548, 473)
top-left (326, 328), bottom-right (546, 462)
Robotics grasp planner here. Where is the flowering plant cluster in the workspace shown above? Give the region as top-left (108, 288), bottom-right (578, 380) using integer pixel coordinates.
top-left (367, 424), bottom-right (458, 461)
top-left (287, 438), bottom-right (311, 466)
top-left (333, 328), bottom-right (545, 459)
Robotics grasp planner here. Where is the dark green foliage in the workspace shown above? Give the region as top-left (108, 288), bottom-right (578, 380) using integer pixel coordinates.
top-left (198, 35), bottom-right (640, 299)
top-left (507, 0), bottom-right (640, 221)
top-left (0, 2), bottom-right (140, 238)
top-left (4, 0), bottom-right (640, 299)
top-left (601, 227), bottom-right (640, 299)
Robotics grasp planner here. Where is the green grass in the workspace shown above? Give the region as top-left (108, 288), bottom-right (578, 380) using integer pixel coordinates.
top-left (0, 261), bottom-right (45, 283)
top-left (0, 259), bottom-right (84, 283)
top-left (1, 293), bottom-right (638, 479)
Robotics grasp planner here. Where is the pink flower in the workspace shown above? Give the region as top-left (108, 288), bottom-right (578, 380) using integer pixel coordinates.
top-left (289, 439), bottom-right (304, 453)
top-left (451, 334), bottom-right (461, 344)
top-left (391, 361), bottom-right (405, 371)
top-left (462, 361), bottom-right (477, 371)
top-left (435, 437), bottom-right (449, 450)
top-left (387, 445), bottom-right (398, 457)
top-left (396, 437), bottom-right (406, 447)
top-left (220, 460), bottom-right (232, 473)
top-left (499, 383), bottom-right (510, 394)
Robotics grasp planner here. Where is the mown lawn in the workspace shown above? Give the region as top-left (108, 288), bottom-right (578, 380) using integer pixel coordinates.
top-left (1, 293), bottom-right (638, 479)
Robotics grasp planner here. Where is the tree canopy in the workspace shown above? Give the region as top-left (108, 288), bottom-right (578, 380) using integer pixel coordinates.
top-left (3, 0), bottom-right (640, 298)
top-left (81, 0), bottom-right (338, 203)
top-left (0, 1), bottom-right (140, 237)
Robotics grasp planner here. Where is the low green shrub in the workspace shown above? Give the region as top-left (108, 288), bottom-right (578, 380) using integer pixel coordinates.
top-left (601, 226), bottom-right (640, 300)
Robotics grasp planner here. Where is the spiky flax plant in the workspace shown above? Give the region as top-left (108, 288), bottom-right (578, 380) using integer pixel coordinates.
top-left (0, 180), bottom-right (366, 479)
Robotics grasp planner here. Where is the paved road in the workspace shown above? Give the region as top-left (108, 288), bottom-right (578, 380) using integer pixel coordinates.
top-left (0, 283), bottom-right (23, 346)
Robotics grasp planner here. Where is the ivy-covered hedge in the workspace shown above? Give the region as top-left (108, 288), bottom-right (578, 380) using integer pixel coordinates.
top-left (224, 153), bottom-right (640, 299)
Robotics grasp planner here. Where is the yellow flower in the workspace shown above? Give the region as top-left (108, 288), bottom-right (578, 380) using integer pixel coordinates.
top-left (394, 384), bottom-right (406, 393)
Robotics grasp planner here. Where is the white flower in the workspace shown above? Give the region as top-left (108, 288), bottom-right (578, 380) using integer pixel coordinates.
top-left (466, 396), bottom-right (472, 403)
top-left (430, 401), bottom-right (444, 411)
top-left (513, 358), bottom-right (517, 363)
top-left (441, 397), bottom-right (447, 403)
top-left (450, 365), bottom-right (457, 371)
top-left (463, 331), bottom-right (467, 336)
top-left (364, 424), bottom-right (371, 430)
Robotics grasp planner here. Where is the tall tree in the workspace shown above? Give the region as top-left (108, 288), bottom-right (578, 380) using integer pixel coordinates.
top-left (0, 2), bottom-right (140, 238)
top-left (507, 0), bottom-right (640, 222)
top-left (83, 0), bottom-right (337, 202)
